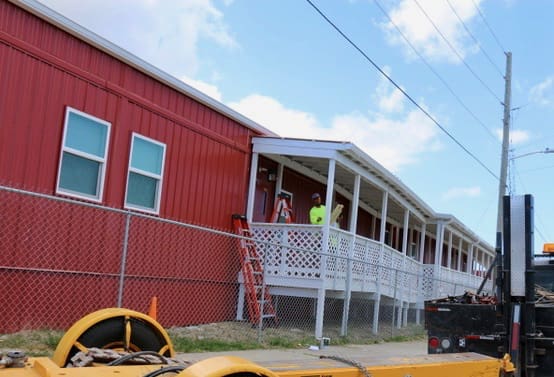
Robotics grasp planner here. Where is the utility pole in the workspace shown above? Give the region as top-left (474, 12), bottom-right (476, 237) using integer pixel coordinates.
top-left (496, 52), bottom-right (512, 245)
top-left (494, 52), bottom-right (511, 300)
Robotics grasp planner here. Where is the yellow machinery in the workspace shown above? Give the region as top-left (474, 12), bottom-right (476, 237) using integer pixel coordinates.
top-left (1, 308), bottom-right (515, 377)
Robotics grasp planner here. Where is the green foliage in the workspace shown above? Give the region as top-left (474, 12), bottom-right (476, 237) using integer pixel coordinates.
top-left (0, 329), bottom-right (63, 357)
top-left (171, 336), bottom-right (260, 353)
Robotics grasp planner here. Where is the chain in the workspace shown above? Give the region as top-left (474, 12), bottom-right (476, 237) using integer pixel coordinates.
top-left (68, 348), bottom-right (185, 368)
top-left (320, 355), bottom-right (372, 377)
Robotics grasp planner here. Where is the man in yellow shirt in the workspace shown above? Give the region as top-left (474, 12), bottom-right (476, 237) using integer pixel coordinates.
top-left (310, 193), bottom-right (326, 225)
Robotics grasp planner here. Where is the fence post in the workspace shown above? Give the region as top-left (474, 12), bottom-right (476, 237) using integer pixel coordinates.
top-left (257, 243), bottom-right (267, 343)
top-left (391, 268), bottom-right (398, 338)
top-left (117, 211), bottom-right (132, 308)
top-left (340, 233), bottom-right (354, 336)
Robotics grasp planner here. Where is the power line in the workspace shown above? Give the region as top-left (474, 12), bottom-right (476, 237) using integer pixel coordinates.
top-left (304, 0), bottom-right (499, 181)
top-left (445, 0), bottom-right (504, 77)
top-left (471, 0), bottom-right (506, 54)
top-left (373, 0), bottom-right (499, 144)
top-left (411, 0), bottom-right (503, 104)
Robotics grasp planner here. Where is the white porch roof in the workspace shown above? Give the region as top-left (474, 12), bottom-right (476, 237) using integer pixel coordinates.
top-left (252, 136), bottom-right (494, 253)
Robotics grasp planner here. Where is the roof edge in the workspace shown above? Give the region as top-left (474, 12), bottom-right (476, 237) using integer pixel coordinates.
top-left (12, 0), bottom-right (278, 137)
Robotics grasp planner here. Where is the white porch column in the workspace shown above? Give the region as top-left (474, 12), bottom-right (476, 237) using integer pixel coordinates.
top-left (379, 192), bottom-right (389, 245)
top-left (402, 209), bottom-right (410, 256)
top-left (434, 222), bottom-right (445, 297)
top-left (348, 175), bottom-right (361, 231)
top-left (373, 191), bottom-right (388, 334)
top-left (341, 174), bottom-right (360, 335)
top-left (435, 222), bottom-right (445, 267)
top-left (399, 209), bottom-right (410, 312)
top-left (467, 243), bottom-right (475, 288)
top-left (274, 163), bottom-right (284, 198)
top-left (409, 228), bottom-right (414, 256)
top-left (416, 222), bottom-right (426, 325)
top-left (419, 223), bottom-right (426, 264)
top-left (246, 152), bottom-right (259, 222)
top-left (447, 231), bottom-right (453, 269)
top-left (371, 217), bottom-right (377, 239)
top-left (457, 239), bottom-right (463, 271)
top-left (469, 244), bottom-right (475, 274)
top-left (315, 158), bottom-right (336, 339)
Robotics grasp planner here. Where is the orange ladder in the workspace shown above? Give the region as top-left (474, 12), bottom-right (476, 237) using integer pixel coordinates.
top-left (270, 192), bottom-right (294, 223)
top-left (232, 214), bottom-right (277, 326)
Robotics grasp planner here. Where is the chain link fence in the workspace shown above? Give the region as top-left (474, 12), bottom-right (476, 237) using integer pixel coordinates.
top-left (1, 184), bottom-right (489, 345)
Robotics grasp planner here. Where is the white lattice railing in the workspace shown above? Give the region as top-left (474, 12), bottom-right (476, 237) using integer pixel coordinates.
top-left (250, 223), bottom-right (488, 302)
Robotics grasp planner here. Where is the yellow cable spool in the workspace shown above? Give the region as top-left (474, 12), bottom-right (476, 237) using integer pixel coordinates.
top-left (52, 308), bottom-right (174, 367)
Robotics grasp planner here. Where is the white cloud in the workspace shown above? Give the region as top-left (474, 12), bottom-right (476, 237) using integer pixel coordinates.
top-left (228, 95), bottom-right (321, 138)
top-left (229, 94), bottom-right (441, 172)
top-left (442, 186), bottom-right (481, 200)
top-left (40, 0), bottom-right (236, 77)
top-left (180, 75), bottom-right (223, 102)
top-left (329, 110), bottom-right (441, 172)
top-left (374, 66), bottom-right (405, 113)
top-left (529, 76), bottom-right (554, 107)
top-left (494, 128), bottom-right (530, 145)
top-left (382, 0), bottom-right (481, 63)
top-left (227, 63), bottom-right (443, 173)
top-left (509, 129), bottom-right (531, 145)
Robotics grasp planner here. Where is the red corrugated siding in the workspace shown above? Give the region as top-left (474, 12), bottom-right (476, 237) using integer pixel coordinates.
top-left (0, 1), bottom-right (258, 228)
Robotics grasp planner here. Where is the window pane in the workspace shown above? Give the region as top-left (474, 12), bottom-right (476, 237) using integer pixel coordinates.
top-left (131, 137), bottom-right (163, 175)
top-left (66, 112), bottom-right (107, 157)
top-left (59, 152), bottom-right (100, 196)
top-left (126, 172), bottom-right (157, 209)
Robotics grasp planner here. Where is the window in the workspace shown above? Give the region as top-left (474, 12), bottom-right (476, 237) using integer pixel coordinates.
top-left (125, 133), bottom-right (166, 214)
top-left (56, 107), bottom-right (111, 201)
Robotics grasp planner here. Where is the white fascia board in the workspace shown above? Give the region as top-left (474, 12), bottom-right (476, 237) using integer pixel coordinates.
top-left (253, 144), bottom-right (336, 159)
top-left (13, 0), bottom-right (278, 138)
top-left (253, 139), bottom-right (340, 159)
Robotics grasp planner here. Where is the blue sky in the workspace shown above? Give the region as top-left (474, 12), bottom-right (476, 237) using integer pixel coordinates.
top-left (39, 0), bottom-right (554, 250)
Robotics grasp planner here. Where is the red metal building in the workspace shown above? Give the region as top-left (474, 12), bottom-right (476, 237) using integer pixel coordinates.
top-left (0, 0), bottom-right (275, 331)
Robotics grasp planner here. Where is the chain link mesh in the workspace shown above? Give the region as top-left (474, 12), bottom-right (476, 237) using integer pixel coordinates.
top-left (0, 185), bottom-right (491, 345)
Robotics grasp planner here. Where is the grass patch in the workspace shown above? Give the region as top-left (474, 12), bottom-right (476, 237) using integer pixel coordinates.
top-left (0, 322), bottom-right (426, 355)
top-left (0, 329), bottom-right (63, 357)
top-left (171, 337), bottom-right (260, 353)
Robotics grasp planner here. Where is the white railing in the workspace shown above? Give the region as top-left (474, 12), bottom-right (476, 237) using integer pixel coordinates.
top-left (250, 223), bottom-right (487, 302)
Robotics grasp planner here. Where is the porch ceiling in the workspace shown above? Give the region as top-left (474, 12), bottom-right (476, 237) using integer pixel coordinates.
top-left (253, 137), bottom-right (434, 225)
top-left (285, 154), bottom-right (430, 228)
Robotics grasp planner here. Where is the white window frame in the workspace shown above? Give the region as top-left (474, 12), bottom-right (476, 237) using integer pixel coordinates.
top-left (56, 107), bottom-right (111, 202)
top-left (124, 133), bottom-right (166, 215)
